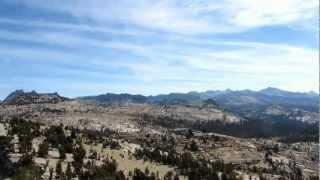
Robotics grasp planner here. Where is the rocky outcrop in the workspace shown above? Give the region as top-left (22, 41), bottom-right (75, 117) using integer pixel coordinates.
top-left (2, 90), bottom-right (68, 105)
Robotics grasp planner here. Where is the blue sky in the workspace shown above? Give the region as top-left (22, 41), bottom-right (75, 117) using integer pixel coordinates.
top-left (0, 0), bottom-right (318, 99)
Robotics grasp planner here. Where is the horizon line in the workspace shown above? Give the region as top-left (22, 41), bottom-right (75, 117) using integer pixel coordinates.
top-left (1, 86), bottom-right (318, 100)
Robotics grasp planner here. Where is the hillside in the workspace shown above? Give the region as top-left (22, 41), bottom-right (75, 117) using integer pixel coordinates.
top-left (76, 87), bottom-right (318, 124)
top-left (77, 87), bottom-right (318, 111)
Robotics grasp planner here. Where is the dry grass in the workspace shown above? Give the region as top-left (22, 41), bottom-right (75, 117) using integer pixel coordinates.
top-left (83, 143), bottom-right (187, 179)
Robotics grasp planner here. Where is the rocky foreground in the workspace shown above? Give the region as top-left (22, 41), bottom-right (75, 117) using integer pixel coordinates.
top-left (0, 101), bottom-right (319, 179)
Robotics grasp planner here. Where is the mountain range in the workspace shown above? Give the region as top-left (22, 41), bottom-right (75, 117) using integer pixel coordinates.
top-left (2, 87), bottom-right (318, 110)
top-left (0, 87), bottom-right (318, 139)
top-left (76, 87), bottom-right (318, 123)
top-left (1, 87), bottom-right (318, 123)
top-left (77, 87), bottom-right (318, 110)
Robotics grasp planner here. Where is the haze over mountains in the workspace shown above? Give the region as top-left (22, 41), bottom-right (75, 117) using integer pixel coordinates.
top-left (2, 87), bottom-right (318, 109)
top-left (2, 87), bottom-right (317, 108)
top-left (78, 87), bottom-right (318, 124)
top-left (78, 87), bottom-right (318, 110)
top-left (2, 87), bottom-right (318, 125)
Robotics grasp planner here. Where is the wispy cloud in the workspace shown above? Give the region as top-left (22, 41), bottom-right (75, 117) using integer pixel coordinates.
top-left (0, 25), bottom-right (316, 93)
top-left (6, 0), bottom-right (317, 34)
top-left (0, 0), bottom-right (318, 98)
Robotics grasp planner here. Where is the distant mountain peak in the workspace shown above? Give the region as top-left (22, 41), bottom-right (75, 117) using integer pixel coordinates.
top-left (2, 90), bottom-right (68, 105)
top-left (260, 87), bottom-right (283, 92)
top-left (259, 87), bottom-right (318, 97)
top-left (307, 91), bottom-right (318, 96)
top-left (259, 87), bottom-right (292, 97)
top-left (79, 93), bottom-right (148, 105)
top-left (202, 99), bottom-right (219, 108)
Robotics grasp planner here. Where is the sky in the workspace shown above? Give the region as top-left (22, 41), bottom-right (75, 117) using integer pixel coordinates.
top-left (0, 0), bottom-right (318, 99)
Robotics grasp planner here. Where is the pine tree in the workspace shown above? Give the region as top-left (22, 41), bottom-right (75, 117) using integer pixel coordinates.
top-left (66, 163), bottom-right (72, 180)
top-left (56, 160), bottom-right (62, 179)
top-left (38, 140), bottom-right (49, 157)
top-left (190, 140), bottom-right (198, 151)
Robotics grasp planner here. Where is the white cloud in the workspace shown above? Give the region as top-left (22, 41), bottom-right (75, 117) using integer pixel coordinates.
top-left (223, 0), bottom-right (318, 28)
top-left (8, 0), bottom-right (318, 34)
top-left (0, 0), bottom-right (318, 93)
top-left (0, 18), bottom-right (148, 36)
top-left (184, 42), bottom-right (317, 74)
top-left (0, 27), bottom-right (317, 93)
